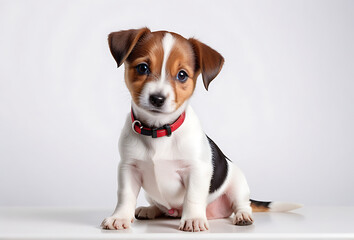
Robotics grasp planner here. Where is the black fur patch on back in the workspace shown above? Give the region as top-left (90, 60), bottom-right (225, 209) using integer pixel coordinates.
top-left (207, 135), bottom-right (230, 193)
top-left (250, 199), bottom-right (271, 208)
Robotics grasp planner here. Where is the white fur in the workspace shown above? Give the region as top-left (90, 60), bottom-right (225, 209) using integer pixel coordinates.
top-left (269, 202), bottom-right (304, 212)
top-left (160, 33), bottom-right (175, 84)
top-left (125, 104), bottom-right (213, 211)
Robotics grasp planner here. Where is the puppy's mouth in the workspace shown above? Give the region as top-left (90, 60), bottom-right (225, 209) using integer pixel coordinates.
top-left (146, 107), bottom-right (172, 114)
top-left (142, 104), bottom-right (175, 115)
top-left (150, 109), bottom-right (164, 113)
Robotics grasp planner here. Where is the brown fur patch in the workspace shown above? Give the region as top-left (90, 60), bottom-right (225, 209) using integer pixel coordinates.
top-left (188, 38), bottom-right (224, 90)
top-left (251, 203), bottom-right (270, 212)
top-left (166, 33), bottom-right (197, 110)
top-left (108, 28), bottom-right (151, 67)
top-left (124, 32), bottom-right (166, 105)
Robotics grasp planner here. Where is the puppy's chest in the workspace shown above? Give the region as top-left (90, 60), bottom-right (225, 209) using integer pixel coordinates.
top-left (131, 138), bottom-right (191, 206)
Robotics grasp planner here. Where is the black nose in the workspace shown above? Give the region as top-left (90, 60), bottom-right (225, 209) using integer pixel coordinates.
top-left (149, 94), bottom-right (166, 108)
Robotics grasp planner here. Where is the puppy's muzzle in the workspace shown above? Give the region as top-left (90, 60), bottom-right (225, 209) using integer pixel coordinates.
top-left (149, 94), bottom-right (165, 108)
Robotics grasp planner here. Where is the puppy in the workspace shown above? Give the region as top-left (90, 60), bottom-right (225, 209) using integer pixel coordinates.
top-left (101, 28), bottom-right (301, 232)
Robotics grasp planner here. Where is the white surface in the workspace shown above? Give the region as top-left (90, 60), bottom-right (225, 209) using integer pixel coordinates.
top-left (1, 0), bottom-right (354, 208)
top-left (1, 207), bottom-right (354, 240)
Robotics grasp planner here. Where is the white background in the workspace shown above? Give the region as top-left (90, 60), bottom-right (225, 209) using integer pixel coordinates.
top-left (0, 0), bottom-right (353, 208)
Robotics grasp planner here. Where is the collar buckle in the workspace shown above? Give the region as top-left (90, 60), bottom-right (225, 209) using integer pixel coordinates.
top-left (163, 124), bottom-right (172, 137)
top-left (151, 128), bottom-right (158, 138)
top-left (132, 120), bottom-right (143, 134)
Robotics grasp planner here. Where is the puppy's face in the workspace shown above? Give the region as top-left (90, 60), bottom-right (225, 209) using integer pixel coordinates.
top-left (124, 31), bottom-right (197, 113)
top-left (108, 28), bottom-right (224, 114)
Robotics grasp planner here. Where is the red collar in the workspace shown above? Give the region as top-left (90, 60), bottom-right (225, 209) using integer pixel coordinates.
top-left (131, 109), bottom-right (186, 138)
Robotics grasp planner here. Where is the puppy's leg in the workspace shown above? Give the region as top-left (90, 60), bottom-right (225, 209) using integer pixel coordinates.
top-left (179, 165), bottom-right (211, 232)
top-left (101, 162), bottom-right (141, 230)
top-left (227, 165), bottom-right (254, 226)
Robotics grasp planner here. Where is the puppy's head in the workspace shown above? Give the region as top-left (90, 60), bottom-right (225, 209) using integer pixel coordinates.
top-left (108, 28), bottom-right (224, 114)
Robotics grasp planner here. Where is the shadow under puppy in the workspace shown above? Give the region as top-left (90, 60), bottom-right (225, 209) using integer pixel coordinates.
top-left (101, 28), bottom-right (301, 232)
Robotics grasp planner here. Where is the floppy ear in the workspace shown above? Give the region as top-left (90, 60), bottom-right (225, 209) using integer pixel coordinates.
top-left (188, 38), bottom-right (224, 90)
top-left (108, 28), bottom-right (151, 67)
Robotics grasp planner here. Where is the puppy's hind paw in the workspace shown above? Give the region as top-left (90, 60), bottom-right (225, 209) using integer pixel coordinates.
top-left (233, 211), bottom-right (254, 226)
top-left (135, 205), bottom-right (163, 220)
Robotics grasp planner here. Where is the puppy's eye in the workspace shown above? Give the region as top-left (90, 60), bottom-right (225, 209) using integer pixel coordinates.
top-left (136, 63), bottom-right (150, 75)
top-left (176, 70), bottom-right (188, 82)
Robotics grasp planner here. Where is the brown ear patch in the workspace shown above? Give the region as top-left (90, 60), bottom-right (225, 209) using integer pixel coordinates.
top-left (108, 28), bottom-right (151, 67)
top-left (188, 38), bottom-right (224, 90)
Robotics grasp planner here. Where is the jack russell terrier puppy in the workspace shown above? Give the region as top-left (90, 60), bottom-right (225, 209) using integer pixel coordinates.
top-left (101, 28), bottom-right (301, 232)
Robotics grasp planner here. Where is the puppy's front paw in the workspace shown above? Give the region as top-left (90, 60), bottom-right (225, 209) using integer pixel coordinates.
top-left (178, 218), bottom-right (209, 232)
top-left (233, 211), bottom-right (254, 226)
top-left (101, 216), bottom-right (133, 230)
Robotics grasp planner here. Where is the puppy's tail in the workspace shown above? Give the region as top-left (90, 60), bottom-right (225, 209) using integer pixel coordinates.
top-left (250, 199), bottom-right (303, 212)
